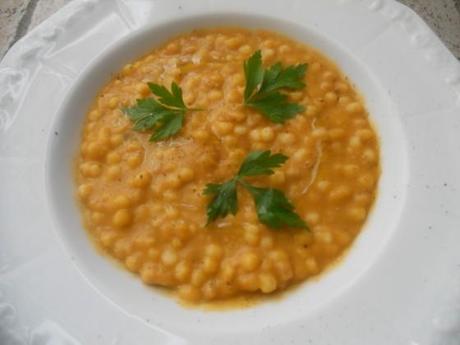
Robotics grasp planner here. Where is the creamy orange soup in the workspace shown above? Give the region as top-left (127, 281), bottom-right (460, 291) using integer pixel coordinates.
top-left (75, 28), bottom-right (379, 303)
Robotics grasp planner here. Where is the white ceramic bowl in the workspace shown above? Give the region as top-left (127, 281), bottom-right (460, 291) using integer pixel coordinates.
top-left (46, 12), bottom-right (407, 337)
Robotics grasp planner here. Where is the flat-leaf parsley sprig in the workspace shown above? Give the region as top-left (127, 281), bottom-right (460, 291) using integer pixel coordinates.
top-left (243, 50), bottom-right (307, 123)
top-left (123, 82), bottom-right (196, 141)
top-left (204, 150), bottom-right (308, 229)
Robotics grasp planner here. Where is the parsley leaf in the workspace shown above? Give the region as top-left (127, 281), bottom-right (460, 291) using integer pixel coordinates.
top-left (204, 179), bottom-right (238, 223)
top-left (149, 112), bottom-right (184, 141)
top-left (243, 50), bottom-right (264, 101)
top-left (260, 63), bottom-right (306, 94)
top-left (246, 92), bottom-right (304, 124)
top-left (204, 150), bottom-right (307, 229)
top-left (123, 82), bottom-right (191, 141)
top-left (238, 150), bottom-right (288, 177)
top-left (245, 185), bottom-right (308, 229)
top-left (148, 82), bottom-right (186, 109)
top-left (124, 99), bottom-right (170, 131)
top-left (243, 50), bottom-right (307, 123)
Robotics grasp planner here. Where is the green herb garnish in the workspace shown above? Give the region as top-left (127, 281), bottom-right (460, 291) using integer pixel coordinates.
top-left (204, 180), bottom-right (238, 223)
top-left (204, 150), bottom-right (308, 229)
top-left (243, 50), bottom-right (307, 123)
top-left (243, 185), bottom-right (307, 229)
top-left (123, 82), bottom-right (193, 141)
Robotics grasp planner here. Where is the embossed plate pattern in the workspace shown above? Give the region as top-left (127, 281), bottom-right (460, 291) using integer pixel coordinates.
top-left (1, 1), bottom-right (460, 344)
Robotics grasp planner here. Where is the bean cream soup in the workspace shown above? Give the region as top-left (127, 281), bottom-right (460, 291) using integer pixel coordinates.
top-left (75, 28), bottom-right (379, 303)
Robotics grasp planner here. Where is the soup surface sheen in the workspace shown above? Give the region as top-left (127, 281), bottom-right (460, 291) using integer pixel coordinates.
top-left (76, 28), bottom-right (380, 303)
